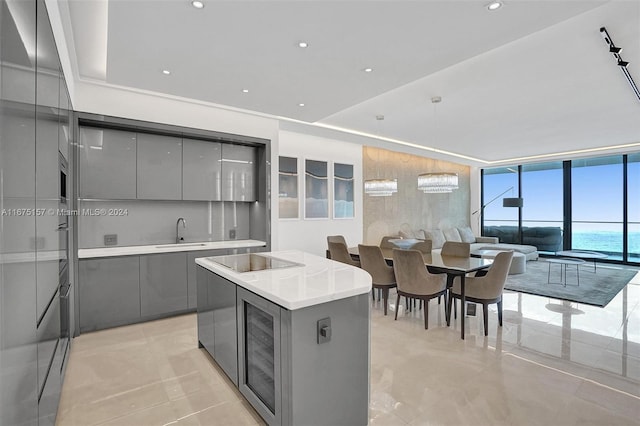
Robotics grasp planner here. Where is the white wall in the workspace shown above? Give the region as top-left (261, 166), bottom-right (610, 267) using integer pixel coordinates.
top-left (275, 131), bottom-right (363, 256)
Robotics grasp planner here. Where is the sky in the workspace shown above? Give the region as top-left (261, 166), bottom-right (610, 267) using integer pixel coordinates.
top-left (483, 157), bottom-right (639, 229)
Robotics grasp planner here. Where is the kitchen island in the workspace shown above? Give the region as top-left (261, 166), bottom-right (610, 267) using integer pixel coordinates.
top-left (196, 250), bottom-right (372, 426)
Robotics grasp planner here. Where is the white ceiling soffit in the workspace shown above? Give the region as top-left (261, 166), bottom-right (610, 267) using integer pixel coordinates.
top-left (62, 0), bottom-right (640, 165)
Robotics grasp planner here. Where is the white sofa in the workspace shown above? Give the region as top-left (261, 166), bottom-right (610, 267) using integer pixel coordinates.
top-left (400, 226), bottom-right (539, 261)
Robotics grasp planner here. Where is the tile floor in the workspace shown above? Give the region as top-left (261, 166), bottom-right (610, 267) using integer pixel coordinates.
top-left (57, 266), bottom-right (640, 425)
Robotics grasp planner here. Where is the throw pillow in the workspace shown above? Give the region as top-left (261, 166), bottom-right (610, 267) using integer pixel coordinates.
top-left (423, 229), bottom-right (446, 249)
top-left (457, 226), bottom-right (476, 244)
top-left (443, 228), bottom-right (462, 242)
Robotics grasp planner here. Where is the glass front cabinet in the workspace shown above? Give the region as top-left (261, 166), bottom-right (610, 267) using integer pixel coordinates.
top-left (237, 287), bottom-right (282, 424)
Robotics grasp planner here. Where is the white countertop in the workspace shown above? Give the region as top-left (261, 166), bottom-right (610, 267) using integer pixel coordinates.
top-left (195, 250), bottom-right (372, 310)
top-left (78, 239), bottom-right (266, 259)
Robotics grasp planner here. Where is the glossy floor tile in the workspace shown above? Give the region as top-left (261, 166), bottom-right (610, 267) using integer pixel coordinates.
top-left (57, 267), bottom-right (640, 425)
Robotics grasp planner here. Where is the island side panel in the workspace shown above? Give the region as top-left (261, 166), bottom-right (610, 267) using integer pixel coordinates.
top-left (196, 265), bottom-right (238, 385)
top-left (283, 293), bottom-right (370, 426)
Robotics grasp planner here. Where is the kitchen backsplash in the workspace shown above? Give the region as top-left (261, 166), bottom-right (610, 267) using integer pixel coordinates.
top-left (78, 200), bottom-right (251, 248)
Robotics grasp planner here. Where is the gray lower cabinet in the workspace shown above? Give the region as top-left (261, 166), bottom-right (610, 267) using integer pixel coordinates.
top-left (196, 266), bottom-right (238, 384)
top-left (79, 257), bottom-right (141, 332)
top-left (140, 253), bottom-right (188, 317)
top-left (187, 250), bottom-right (227, 309)
top-left (79, 127), bottom-right (137, 199)
top-left (137, 133), bottom-right (183, 200)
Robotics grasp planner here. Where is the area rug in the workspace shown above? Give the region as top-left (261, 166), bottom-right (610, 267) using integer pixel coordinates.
top-left (504, 260), bottom-right (637, 307)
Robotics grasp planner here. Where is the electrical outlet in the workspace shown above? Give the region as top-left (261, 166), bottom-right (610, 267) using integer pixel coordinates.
top-left (104, 234), bottom-right (118, 246)
top-left (229, 229), bottom-right (236, 239)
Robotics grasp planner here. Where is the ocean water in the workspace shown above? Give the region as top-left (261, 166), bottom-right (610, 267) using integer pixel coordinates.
top-left (571, 231), bottom-right (640, 257)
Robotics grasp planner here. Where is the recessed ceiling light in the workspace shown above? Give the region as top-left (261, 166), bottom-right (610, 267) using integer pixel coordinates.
top-left (363, 68), bottom-right (373, 73)
top-left (191, 1), bottom-right (204, 9)
top-left (298, 42), bottom-right (309, 48)
top-left (487, 1), bottom-right (502, 11)
top-left (242, 89), bottom-right (249, 93)
top-left (162, 70), bottom-right (171, 75)
top-left (298, 103), bottom-right (305, 107)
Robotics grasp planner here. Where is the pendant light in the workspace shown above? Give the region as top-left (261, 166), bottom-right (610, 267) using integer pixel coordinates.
top-left (364, 115), bottom-right (398, 196)
top-left (417, 96), bottom-right (459, 194)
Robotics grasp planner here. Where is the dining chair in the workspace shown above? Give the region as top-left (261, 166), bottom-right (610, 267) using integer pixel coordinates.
top-left (392, 249), bottom-right (447, 329)
top-left (379, 236), bottom-right (397, 249)
top-left (441, 241), bottom-right (471, 257)
top-left (447, 251), bottom-right (513, 336)
top-left (358, 245), bottom-right (397, 315)
top-left (327, 235), bottom-right (348, 247)
top-left (411, 240), bottom-right (432, 254)
top-left (327, 241), bottom-right (360, 268)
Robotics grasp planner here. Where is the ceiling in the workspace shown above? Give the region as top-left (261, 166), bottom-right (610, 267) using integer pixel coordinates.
top-left (58, 0), bottom-right (640, 166)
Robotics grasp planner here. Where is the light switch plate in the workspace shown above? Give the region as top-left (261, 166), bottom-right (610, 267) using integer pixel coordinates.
top-left (104, 234), bottom-right (118, 246)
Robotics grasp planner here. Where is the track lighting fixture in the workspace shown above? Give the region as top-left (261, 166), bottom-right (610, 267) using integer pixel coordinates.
top-left (600, 26), bottom-right (639, 103)
top-left (617, 59), bottom-right (629, 68)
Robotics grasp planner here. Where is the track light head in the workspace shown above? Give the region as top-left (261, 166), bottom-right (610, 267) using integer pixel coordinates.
top-left (610, 46), bottom-right (622, 54)
top-left (618, 59), bottom-right (629, 68)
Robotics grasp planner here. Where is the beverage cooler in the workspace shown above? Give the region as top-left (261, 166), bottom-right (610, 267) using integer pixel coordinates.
top-left (237, 288), bottom-right (282, 424)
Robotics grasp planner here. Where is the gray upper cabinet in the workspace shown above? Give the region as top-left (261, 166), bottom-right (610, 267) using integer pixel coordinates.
top-left (79, 127), bottom-right (137, 199)
top-left (183, 139), bottom-right (222, 201)
top-left (221, 144), bottom-right (257, 202)
top-left (137, 133), bottom-right (183, 200)
top-left (140, 253), bottom-right (188, 317)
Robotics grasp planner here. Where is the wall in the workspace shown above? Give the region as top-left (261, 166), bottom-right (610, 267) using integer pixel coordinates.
top-left (363, 146), bottom-right (470, 245)
top-left (275, 131), bottom-right (363, 256)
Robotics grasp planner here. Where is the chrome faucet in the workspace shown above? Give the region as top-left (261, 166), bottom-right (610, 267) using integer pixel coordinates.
top-left (176, 217), bottom-right (186, 243)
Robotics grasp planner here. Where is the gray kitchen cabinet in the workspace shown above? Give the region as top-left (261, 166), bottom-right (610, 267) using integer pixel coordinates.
top-left (140, 253), bottom-right (188, 317)
top-left (79, 127), bottom-right (137, 199)
top-left (79, 257), bottom-right (141, 332)
top-left (137, 133), bottom-right (182, 200)
top-left (58, 78), bottom-right (70, 161)
top-left (36, 290), bottom-right (60, 400)
top-left (187, 249), bottom-right (227, 309)
top-left (197, 266), bottom-right (238, 385)
top-left (183, 139), bottom-right (222, 201)
top-left (221, 144), bottom-right (257, 201)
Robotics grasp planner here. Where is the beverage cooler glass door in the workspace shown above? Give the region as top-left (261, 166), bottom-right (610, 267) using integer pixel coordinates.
top-left (237, 287), bottom-right (281, 425)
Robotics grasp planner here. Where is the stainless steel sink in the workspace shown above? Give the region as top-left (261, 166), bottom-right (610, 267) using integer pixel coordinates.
top-left (155, 243), bottom-right (207, 248)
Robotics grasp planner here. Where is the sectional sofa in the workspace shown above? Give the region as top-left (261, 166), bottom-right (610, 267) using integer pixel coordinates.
top-left (400, 226), bottom-right (539, 261)
top-left (483, 226), bottom-right (562, 252)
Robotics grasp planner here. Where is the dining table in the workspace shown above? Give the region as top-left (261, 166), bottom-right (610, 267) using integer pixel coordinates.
top-left (348, 246), bottom-right (493, 339)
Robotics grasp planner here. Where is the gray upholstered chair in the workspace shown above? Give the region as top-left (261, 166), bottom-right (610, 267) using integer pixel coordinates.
top-left (326, 235), bottom-right (348, 260)
top-left (327, 241), bottom-right (360, 267)
top-left (447, 251), bottom-right (513, 336)
top-left (327, 235), bottom-right (348, 247)
top-left (441, 241), bottom-right (471, 258)
top-left (379, 236), bottom-right (397, 249)
top-left (358, 244), bottom-right (397, 315)
top-left (392, 249), bottom-right (447, 329)
top-left (411, 240), bottom-right (432, 254)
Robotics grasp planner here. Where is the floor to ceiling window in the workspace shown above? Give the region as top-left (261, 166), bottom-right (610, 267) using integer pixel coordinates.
top-left (481, 167), bottom-right (519, 240)
top-left (481, 152), bottom-right (639, 265)
top-left (522, 162), bottom-right (564, 253)
top-left (571, 156), bottom-right (623, 260)
top-left (628, 153), bottom-right (640, 263)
